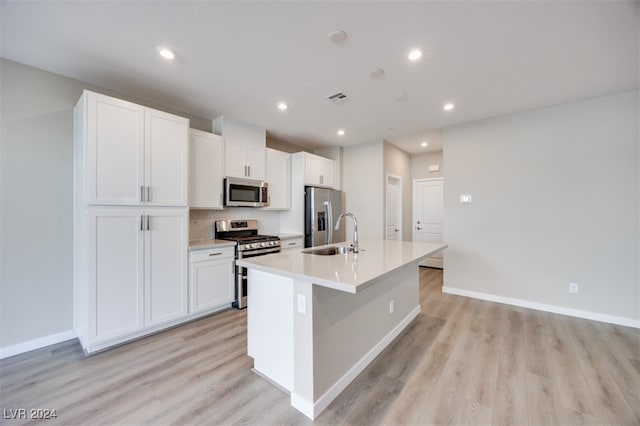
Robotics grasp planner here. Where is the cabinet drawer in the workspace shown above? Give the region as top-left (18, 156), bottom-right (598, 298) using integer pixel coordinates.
top-left (190, 246), bottom-right (235, 262)
top-left (282, 238), bottom-right (304, 251)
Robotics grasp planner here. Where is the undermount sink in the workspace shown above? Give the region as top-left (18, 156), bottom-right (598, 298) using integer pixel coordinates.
top-left (302, 245), bottom-right (353, 256)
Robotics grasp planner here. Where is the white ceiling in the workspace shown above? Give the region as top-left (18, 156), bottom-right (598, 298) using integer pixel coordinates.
top-left (1, 1), bottom-right (638, 154)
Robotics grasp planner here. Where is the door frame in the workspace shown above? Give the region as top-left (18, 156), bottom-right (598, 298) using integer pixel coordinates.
top-left (385, 173), bottom-right (403, 240)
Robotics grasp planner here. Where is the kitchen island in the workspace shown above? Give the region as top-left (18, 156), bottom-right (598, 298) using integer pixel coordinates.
top-left (236, 239), bottom-right (446, 419)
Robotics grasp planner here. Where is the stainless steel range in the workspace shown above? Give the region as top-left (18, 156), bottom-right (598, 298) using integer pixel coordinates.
top-left (215, 219), bottom-right (280, 309)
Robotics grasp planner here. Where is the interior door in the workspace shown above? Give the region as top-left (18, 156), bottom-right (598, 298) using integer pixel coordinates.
top-left (414, 179), bottom-right (444, 268)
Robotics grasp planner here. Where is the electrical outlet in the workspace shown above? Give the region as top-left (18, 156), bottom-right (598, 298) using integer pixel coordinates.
top-left (569, 282), bottom-right (579, 294)
top-left (297, 294), bottom-right (306, 314)
top-left (389, 300), bottom-right (394, 314)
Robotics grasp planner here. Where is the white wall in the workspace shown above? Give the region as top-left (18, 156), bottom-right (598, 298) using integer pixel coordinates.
top-left (383, 142), bottom-right (412, 241)
top-left (342, 141), bottom-right (384, 241)
top-left (412, 150), bottom-right (444, 180)
top-left (443, 91), bottom-right (639, 322)
top-left (0, 59), bottom-right (212, 349)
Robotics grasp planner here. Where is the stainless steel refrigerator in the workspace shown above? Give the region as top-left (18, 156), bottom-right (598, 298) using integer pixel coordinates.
top-left (304, 186), bottom-right (344, 248)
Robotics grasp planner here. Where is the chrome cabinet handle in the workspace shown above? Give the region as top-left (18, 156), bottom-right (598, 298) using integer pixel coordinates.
top-left (146, 215), bottom-right (150, 231)
top-left (248, 165), bottom-right (251, 176)
top-left (288, 242), bottom-right (296, 246)
top-left (140, 215), bottom-right (144, 231)
top-left (209, 252), bottom-right (222, 256)
top-left (416, 227), bottom-right (422, 230)
top-left (146, 186), bottom-right (150, 202)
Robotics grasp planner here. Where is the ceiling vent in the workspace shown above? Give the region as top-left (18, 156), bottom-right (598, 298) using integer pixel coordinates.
top-left (327, 92), bottom-right (351, 105)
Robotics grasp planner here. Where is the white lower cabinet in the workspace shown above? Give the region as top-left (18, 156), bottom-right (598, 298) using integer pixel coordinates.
top-left (77, 208), bottom-right (188, 353)
top-left (144, 211), bottom-right (189, 326)
top-left (189, 247), bottom-right (235, 314)
top-left (281, 237), bottom-right (304, 251)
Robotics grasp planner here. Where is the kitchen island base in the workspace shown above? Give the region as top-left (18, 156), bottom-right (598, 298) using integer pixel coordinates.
top-left (247, 261), bottom-right (421, 420)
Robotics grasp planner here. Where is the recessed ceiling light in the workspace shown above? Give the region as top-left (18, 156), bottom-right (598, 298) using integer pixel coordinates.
top-left (277, 102), bottom-right (288, 111)
top-left (158, 47), bottom-right (175, 60)
top-left (408, 49), bottom-right (422, 61)
top-left (421, 141), bottom-right (428, 148)
top-left (337, 129), bottom-right (345, 136)
top-left (369, 68), bottom-right (385, 79)
top-left (444, 103), bottom-right (455, 111)
top-left (395, 93), bottom-right (408, 103)
top-left (329, 30), bottom-right (348, 44)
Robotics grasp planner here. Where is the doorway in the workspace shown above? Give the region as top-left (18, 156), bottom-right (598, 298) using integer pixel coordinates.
top-left (385, 174), bottom-right (402, 240)
top-left (413, 178), bottom-right (444, 268)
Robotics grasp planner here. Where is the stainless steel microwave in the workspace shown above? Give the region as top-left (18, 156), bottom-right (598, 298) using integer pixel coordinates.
top-left (224, 177), bottom-right (269, 207)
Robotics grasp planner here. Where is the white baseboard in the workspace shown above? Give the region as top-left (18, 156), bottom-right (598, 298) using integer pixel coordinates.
top-left (0, 330), bottom-right (77, 360)
top-left (292, 305), bottom-right (421, 420)
top-left (442, 286), bottom-right (640, 329)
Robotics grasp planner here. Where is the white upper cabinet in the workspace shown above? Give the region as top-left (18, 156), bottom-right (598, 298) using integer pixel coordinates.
top-left (86, 94), bottom-right (145, 205)
top-left (301, 152), bottom-right (336, 188)
top-left (213, 115), bottom-right (266, 181)
top-left (189, 129), bottom-right (224, 209)
top-left (224, 141), bottom-right (266, 180)
top-left (144, 109), bottom-right (188, 206)
top-left (80, 90), bottom-right (188, 207)
top-left (263, 148), bottom-right (291, 210)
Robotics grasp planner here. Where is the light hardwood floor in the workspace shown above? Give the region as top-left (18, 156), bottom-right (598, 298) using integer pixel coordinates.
top-left (1, 268), bottom-right (639, 425)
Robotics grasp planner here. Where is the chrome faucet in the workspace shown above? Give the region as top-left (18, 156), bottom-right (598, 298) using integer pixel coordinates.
top-left (335, 213), bottom-right (359, 253)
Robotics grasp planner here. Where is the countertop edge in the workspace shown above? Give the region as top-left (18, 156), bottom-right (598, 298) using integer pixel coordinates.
top-left (236, 259), bottom-right (357, 294)
top-left (189, 239), bottom-right (237, 250)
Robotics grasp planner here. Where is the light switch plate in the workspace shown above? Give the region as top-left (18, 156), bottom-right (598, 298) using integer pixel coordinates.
top-left (460, 194), bottom-right (472, 204)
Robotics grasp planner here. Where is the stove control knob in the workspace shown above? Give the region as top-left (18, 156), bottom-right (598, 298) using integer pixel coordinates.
top-left (248, 244), bottom-right (256, 249)
top-left (260, 242), bottom-right (267, 247)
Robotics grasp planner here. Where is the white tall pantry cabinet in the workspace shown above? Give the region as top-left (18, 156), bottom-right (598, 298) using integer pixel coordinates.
top-left (74, 90), bottom-right (189, 353)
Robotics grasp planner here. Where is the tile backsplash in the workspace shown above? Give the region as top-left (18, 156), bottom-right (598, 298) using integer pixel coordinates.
top-left (189, 208), bottom-right (283, 241)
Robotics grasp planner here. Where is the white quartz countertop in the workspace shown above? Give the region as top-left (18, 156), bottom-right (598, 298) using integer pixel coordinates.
top-left (236, 240), bottom-right (447, 293)
top-left (189, 239), bottom-right (237, 251)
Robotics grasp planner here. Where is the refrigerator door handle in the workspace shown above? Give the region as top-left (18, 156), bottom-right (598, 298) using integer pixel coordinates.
top-left (325, 201), bottom-right (333, 244)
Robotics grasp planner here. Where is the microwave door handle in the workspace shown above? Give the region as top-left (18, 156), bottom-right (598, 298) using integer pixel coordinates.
top-left (325, 201), bottom-right (333, 244)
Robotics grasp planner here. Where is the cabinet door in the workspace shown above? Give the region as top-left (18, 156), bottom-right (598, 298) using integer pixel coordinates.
top-left (245, 145), bottom-right (266, 180)
top-left (318, 157), bottom-right (335, 188)
top-left (303, 153), bottom-right (322, 186)
top-left (303, 153), bottom-right (334, 188)
top-left (225, 141), bottom-right (247, 178)
top-left (88, 209), bottom-right (144, 342)
top-left (189, 130), bottom-right (224, 209)
top-left (87, 93), bottom-right (144, 205)
top-left (145, 209), bottom-right (188, 327)
top-left (189, 257), bottom-right (234, 313)
top-left (264, 149), bottom-right (290, 210)
top-left (145, 109), bottom-right (188, 206)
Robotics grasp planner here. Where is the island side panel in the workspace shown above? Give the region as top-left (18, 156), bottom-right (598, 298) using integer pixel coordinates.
top-left (292, 279), bottom-right (316, 418)
top-left (311, 261), bottom-right (421, 413)
top-left (247, 269), bottom-right (294, 391)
